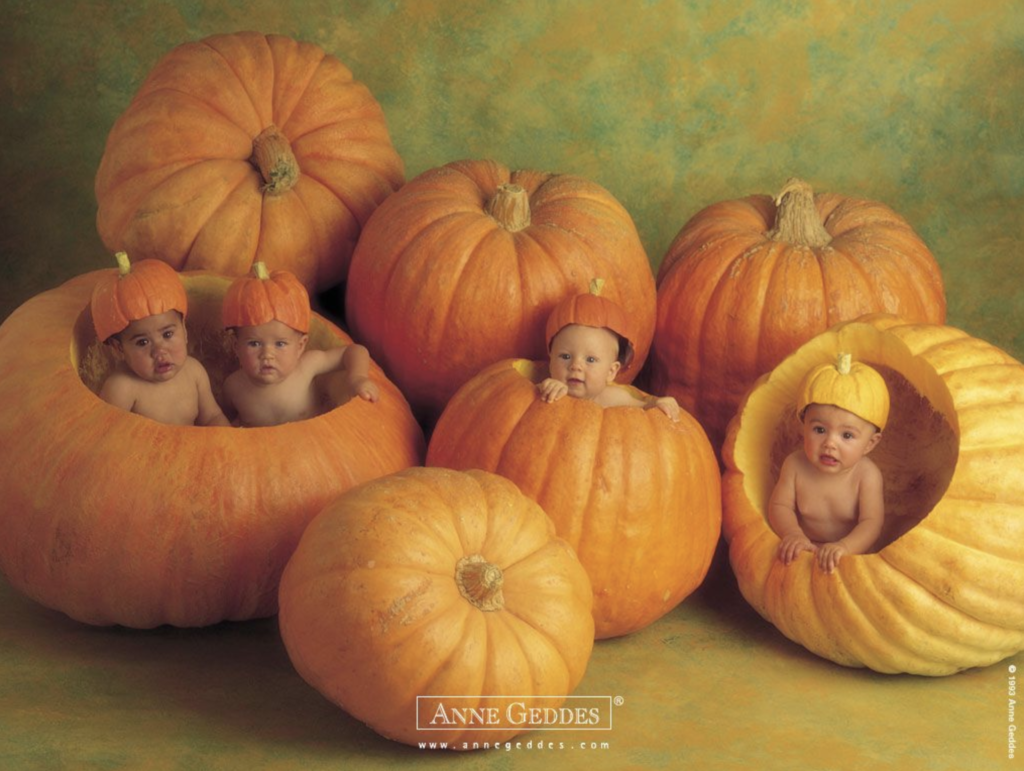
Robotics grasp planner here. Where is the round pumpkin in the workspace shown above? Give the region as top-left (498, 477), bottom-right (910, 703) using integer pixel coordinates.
top-left (649, 178), bottom-right (946, 453)
top-left (90, 251), bottom-right (189, 342)
top-left (426, 359), bottom-right (721, 639)
top-left (278, 467), bottom-right (595, 749)
top-left (722, 314), bottom-right (1024, 675)
top-left (221, 261), bottom-right (311, 332)
top-left (344, 158), bottom-right (657, 424)
top-left (95, 31), bottom-right (405, 293)
top-left (0, 268), bottom-right (424, 628)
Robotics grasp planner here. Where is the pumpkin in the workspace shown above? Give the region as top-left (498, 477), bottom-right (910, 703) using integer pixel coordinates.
top-left (344, 158), bottom-right (657, 424)
top-left (222, 261), bottom-right (310, 333)
top-left (797, 352), bottom-right (890, 430)
top-left (90, 251), bottom-right (189, 342)
top-left (722, 314), bottom-right (1024, 675)
top-left (0, 268), bottom-right (424, 628)
top-left (426, 359), bottom-right (721, 639)
top-left (278, 467), bottom-right (595, 749)
top-left (95, 31), bottom-right (405, 293)
top-left (649, 178), bottom-right (946, 453)
top-left (546, 278), bottom-right (636, 369)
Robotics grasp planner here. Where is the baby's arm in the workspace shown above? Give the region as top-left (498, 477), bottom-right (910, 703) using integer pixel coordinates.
top-left (191, 359), bottom-right (230, 427)
top-left (816, 461), bottom-right (885, 573)
top-left (303, 344), bottom-right (379, 402)
top-left (537, 378), bottom-right (568, 403)
top-left (99, 371), bottom-right (139, 413)
top-left (599, 386), bottom-right (681, 421)
top-left (767, 454), bottom-right (817, 564)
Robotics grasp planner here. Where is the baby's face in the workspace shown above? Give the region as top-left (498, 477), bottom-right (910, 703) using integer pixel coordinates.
top-left (801, 403), bottom-right (881, 474)
top-left (548, 324), bottom-right (621, 401)
top-left (232, 319), bottom-right (308, 385)
top-left (113, 310), bottom-right (188, 383)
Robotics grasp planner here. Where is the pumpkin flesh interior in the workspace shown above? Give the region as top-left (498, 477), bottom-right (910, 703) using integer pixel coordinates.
top-left (737, 324), bottom-right (959, 551)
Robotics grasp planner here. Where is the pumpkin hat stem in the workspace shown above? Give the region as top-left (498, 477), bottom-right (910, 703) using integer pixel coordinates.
top-left (487, 183), bottom-right (531, 232)
top-left (250, 125), bottom-right (299, 196)
top-left (767, 178), bottom-right (832, 248)
top-left (455, 555), bottom-right (505, 612)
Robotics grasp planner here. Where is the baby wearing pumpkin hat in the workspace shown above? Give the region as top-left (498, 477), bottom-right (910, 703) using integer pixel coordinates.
top-left (538, 279), bottom-right (680, 420)
top-left (222, 262), bottom-right (379, 427)
top-left (90, 252), bottom-right (229, 426)
top-left (768, 352), bottom-right (889, 574)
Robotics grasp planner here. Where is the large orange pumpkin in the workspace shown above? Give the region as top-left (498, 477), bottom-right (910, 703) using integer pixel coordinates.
top-left (426, 359), bottom-right (721, 639)
top-left (722, 314), bottom-right (1024, 675)
top-left (0, 269), bottom-right (424, 628)
top-left (278, 467), bottom-right (595, 749)
top-left (95, 31), bottom-right (405, 293)
top-left (344, 158), bottom-right (657, 424)
top-left (650, 178), bottom-right (946, 453)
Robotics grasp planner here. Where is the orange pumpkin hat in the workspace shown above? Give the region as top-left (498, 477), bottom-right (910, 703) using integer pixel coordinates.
top-left (222, 262), bottom-right (311, 333)
top-left (545, 278), bottom-right (636, 369)
top-left (90, 252), bottom-right (188, 342)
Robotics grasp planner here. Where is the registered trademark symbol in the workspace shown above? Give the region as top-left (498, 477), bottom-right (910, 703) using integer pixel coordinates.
top-left (613, 695), bottom-right (624, 707)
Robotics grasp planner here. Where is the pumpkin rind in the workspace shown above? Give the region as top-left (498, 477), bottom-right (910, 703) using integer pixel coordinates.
top-left (0, 270), bottom-right (424, 628)
top-left (277, 467), bottom-right (595, 749)
top-left (650, 181), bottom-right (946, 453)
top-left (344, 159), bottom-right (657, 424)
top-left (426, 359), bottom-right (721, 639)
top-left (722, 314), bottom-right (1024, 675)
top-left (95, 31), bottom-right (405, 292)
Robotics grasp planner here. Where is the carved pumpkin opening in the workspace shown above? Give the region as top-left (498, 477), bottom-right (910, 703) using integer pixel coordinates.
top-left (734, 325), bottom-right (959, 554)
top-left (72, 278), bottom-right (360, 421)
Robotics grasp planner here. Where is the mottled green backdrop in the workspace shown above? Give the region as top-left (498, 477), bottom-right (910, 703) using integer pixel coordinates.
top-left (2, 0), bottom-right (1023, 359)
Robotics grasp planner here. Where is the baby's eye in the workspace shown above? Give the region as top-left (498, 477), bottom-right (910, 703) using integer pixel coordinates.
top-left (842, 431), bottom-right (855, 440)
top-left (275, 340), bottom-right (289, 348)
top-left (162, 329), bottom-right (175, 339)
top-left (586, 356), bottom-right (597, 364)
top-left (134, 338), bottom-right (150, 348)
top-left (813, 426), bottom-right (825, 434)
top-left (247, 340), bottom-right (261, 348)
top-left (557, 353), bottom-right (570, 361)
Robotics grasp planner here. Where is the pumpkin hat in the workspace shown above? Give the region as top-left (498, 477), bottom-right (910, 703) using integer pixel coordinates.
top-left (797, 352), bottom-right (890, 430)
top-left (90, 252), bottom-right (188, 342)
top-left (545, 278), bottom-right (636, 369)
top-left (222, 262), bottom-right (311, 334)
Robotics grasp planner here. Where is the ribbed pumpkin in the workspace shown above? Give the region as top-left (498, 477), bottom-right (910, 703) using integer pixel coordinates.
top-left (90, 251), bottom-right (189, 341)
top-left (221, 261), bottom-right (311, 332)
top-left (278, 467), bottom-right (595, 749)
top-left (650, 178), bottom-right (946, 453)
top-left (722, 314), bottom-right (1024, 675)
top-left (345, 158), bottom-right (656, 424)
top-left (0, 269), bottom-right (424, 628)
top-left (427, 359), bottom-right (721, 639)
top-left (95, 31), bottom-right (405, 293)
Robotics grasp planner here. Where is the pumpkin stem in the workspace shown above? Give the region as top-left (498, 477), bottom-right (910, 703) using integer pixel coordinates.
top-left (253, 261), bottom-right (270, 280)
top-left (455, 554), bottom-right (505, 612)
top-left (836, 352), bottom-right (852, 375)
top-left (487, 184), bottom-right (531, 232)
top-left (114, 251), bottom-right (132, 276)
top-left (250, 126), bottom-right (300, 196)
top-left (766, 178), bottom-right (832, 247)
top-left (589, 277), bottom-right (605, 296)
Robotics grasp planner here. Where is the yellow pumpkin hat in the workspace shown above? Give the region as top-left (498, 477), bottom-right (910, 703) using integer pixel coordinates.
top-left (797, 352), bottom-right (890, 430)
top-left (222, 262), bottom-right (311, 333)
top-left (545, 278), bottom-right (636, 369)
top-left (90, 252), bottom-right (188, 342)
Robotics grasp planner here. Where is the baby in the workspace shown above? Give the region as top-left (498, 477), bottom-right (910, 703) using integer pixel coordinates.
top-left (768, 352), bottom-right (888, 573)
top-left (91, 252), bottom-right (229, 427)
top-left (537, 281), bottom-right (680, 420)
top-left (222, 262), bottom-right (379, 427)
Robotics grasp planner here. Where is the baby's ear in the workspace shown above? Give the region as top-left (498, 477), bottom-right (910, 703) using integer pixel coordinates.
top-left (299, 333), bottom-right (310, 353)
top-left (864, 430), bottom-right (883, 454)
top-left (606, 360), bottom-right (621, 384)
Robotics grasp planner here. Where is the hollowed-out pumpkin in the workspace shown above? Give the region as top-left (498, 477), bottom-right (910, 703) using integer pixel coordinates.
top-left (95, 31), bottom-right (405, 293)
top-left (426, 359), bottom-right (721, 639)
top-left (278, 467), bottom-right (595, 749)
top-left (722, 314), bottom-right (1024, 675)
top-left (344, 158), bottom-right (657, 424)
top-left (0, 269), bottom-right (424, 628)
top-left (650, 178), bottom-right (946, 453)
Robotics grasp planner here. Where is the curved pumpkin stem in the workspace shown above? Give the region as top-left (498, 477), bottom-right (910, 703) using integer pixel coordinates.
top-left (487, 184), bottom-right (531, 232)
top-left (766, 178), bottom-right (832, 247)
top-left (455, 554), bottom-right (505, 611)
top-left (253, 261), bottom-right (271, 280)
top-left (114, 251), bottom-right (132, 276)
top-left (251, 126), bottom-right (300, 196)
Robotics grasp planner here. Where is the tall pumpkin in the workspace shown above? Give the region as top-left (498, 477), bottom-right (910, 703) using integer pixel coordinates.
top-left (345, 158), bottom-right (657, 424)
top-left (650, 178), bottom-right (946, 453)
top-left (722, 314), bottom-right (1024, 675)
top-left (427, 359), bottom-right (721, 639)
top-left (95, 31), bottom-right (405, 293)
top-left (0, 268), bottom-right (424, 628)
top-left (278, 467), bottom-right (595, 749)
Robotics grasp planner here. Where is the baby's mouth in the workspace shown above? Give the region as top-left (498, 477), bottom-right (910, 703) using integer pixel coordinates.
top-left (819, 454), bottom-right (839, 467)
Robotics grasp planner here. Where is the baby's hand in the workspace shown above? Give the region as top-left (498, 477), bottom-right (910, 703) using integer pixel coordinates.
top-left (652, 396), bottom-right (681, 422)
top-left (816, 542), bottom-right (848, 574)
top-left (777, 533), bottom-right (816, 565)
top-left (351, 375), bottom-right (380, 403)
top-left (537, 378), bottom-right (568, 403)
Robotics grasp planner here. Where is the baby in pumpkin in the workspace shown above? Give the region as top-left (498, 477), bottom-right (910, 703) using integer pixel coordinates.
top-left (537, 281), bottom-right (680, 420)
top-left (90, 253), bottom-right (230, 427)
top-left (768, 352), bottom-right (888, 574)
top-left (222, 262), bottom-right (379, 427)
